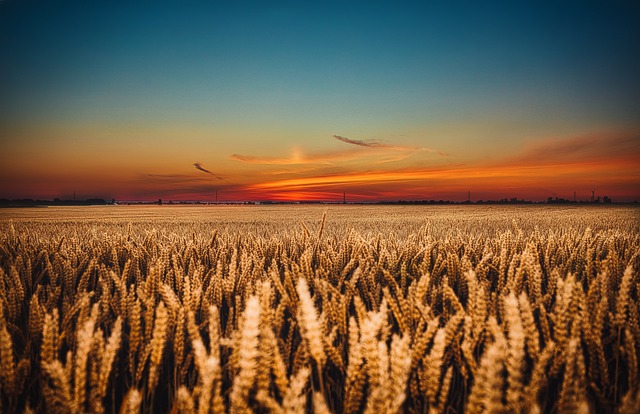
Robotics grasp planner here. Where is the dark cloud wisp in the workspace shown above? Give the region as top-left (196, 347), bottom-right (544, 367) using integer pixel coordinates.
top-left (333, 135), bottom-right (390, 148)
top-left (193, 162), bottom-right (223, 179)
top-left (333, 135), bottom-right (445, 155)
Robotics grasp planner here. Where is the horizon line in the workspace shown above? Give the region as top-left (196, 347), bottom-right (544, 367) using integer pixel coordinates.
top-left (1, 197), bottom-right (637, 205)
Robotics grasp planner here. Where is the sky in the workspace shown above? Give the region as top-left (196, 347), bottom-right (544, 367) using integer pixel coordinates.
top-left (1, 0), bottom-right (639, 202)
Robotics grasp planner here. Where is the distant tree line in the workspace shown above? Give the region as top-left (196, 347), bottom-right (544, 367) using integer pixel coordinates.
top-left (0, 196), bottom-right (630, 206)
top-left (0, 198), bottom-right (114, 206)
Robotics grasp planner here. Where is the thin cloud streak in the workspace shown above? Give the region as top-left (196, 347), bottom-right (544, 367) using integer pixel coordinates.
top-left (230, 154), bottom-right (307, 165)
top-left (513, 131), bottom-right (640, 165)
top-left (333, 134), bottom-right (448, 155)
top-left (333, 135), bottom-right (394, 148)
top-left (230, 135), bottom-right (444, 166)
top-left (230, 148), bottom-right (365, 165)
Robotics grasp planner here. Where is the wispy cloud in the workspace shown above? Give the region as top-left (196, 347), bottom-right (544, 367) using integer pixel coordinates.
top-left (229, 154), bottom-right (302, 165)
top-left (193, 162), bottom-right (223, 179)
top-left (230, 135), bottom-right (445, 166)
top-left (230, 148), bottom-right (363, 165)
top-left (333, 134), bottom-right (425, 152)
top-left (248, 167), bottom-right (468, 191)
top-left (513, 131), bottom-right (640, 165)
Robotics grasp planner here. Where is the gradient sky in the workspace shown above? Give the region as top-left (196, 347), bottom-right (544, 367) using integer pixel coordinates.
top-left (1, 0), bottom-right (639, 202)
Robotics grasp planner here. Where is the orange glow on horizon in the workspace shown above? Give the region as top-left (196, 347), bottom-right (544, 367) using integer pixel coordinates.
top-left (1, 129), bottom-right (639, 202)
top-left (238, 156), bottom-right (640, 201)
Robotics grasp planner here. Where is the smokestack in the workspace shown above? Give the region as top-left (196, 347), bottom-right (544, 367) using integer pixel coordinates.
top-left (343, 192), bottom-right (346, 204)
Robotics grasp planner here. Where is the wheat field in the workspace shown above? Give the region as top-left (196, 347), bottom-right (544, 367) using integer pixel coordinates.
top-left (0, 205), bottom-right (639, 413)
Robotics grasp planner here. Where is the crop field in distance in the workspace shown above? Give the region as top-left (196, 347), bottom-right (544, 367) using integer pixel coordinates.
top-left (0, 204), bottom-right (639, 413)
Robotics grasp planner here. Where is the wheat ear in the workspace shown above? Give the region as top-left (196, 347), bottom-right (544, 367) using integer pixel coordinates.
top-left (119, 388), bottom-right (142, 414)
top-left (283, 367), bottom-right (310, 413)
top-left (387, 333), bottom-right (412, 413)
top-left (147, 301), bottom-right (169, 392)
top-left (230, 295), bottom-right (261, 414)
top-left (296, 278), bottom-right (327, 368)
top-left (97, 317), bottom-right (123, 401)
top-left (505, 293), bottom-right (525, 412)
top-left (74, 304), bottom-right (98, 412)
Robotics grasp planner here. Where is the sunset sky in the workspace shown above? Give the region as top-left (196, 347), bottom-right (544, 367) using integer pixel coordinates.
top-left (1, 1), bottom-right (639, 202)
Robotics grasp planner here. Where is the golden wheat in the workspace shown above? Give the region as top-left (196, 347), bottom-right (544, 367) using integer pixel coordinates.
top-left (0, 204), bottom-right (638, 413)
